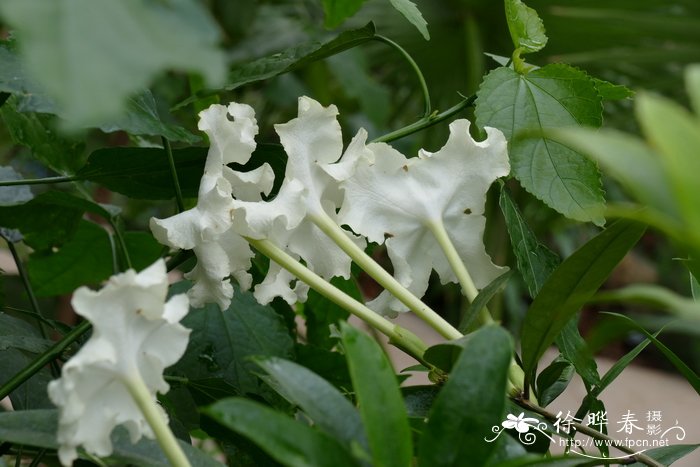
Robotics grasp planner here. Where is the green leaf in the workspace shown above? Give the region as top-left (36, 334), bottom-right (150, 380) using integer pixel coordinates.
top-left (0, 97), bottom-right (85, 174)
top-left (687, 64), bottom-right (700, 116)
top-left (0, 42), bottom-right (54, 113)
top-left (0, 166), bottom-right (33, 206)
top-left (629, 445), bottom-right (698, 467)
top-left (504, 0), bottom-right (548, 54)
top-left (0, 0), bottom-right (225, 125)
top-left (123, 231), bottom-right (166, 271)
top-left (98, 90), bottom-right (200, 143)
top-left (388, 0), bottom-right (430, 40)
top-left (602, 312), bottom-right (700, 395)
top-left (167, 281), bottom-right (295, 402)
top-left (28, 220), bottom-right (113, 296)
top-left (555, 316), bottom-right (600, 388)
top-left (205, 398), bottom-right (358, 467)
top-left (520, 219), bottom-right (646, 382)
top-left (303, 277), bottom-right (356, 349)
top-left (592, 284), bottom-right (700, 319)
top-left (499, 187), bottom-right (559, 297)
top-left (459, 271), bottom-right (513, 333)
top-left (0, 409), bottom-right (220, 466)
top-left (536, 357), bottom-right (574, 407)
top-left (255, 356), bottom-right (368, 451)
top-left (418, 326), bottom-right (513, 467)
top-left (592, 78), bottom-right (634, 101)
top-left (77, 146), bottom-right (207, 199)
top-left (476, 65), bottom-right (605, 225)
top-left (321, 0), bottom-right (368, 28)
top-left (340, 322), bottom-right (412, 467)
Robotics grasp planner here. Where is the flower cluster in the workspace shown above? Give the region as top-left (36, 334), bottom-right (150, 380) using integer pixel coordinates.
top-left (151, 97), bottom-right (509, 316)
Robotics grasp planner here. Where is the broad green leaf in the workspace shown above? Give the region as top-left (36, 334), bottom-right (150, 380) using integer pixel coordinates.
top-left (592, 284), bottom-right (700, 319)
top-left (418, 326), bottom-right (513, 467)
top-left (255, 356), bottom-right (368, 451)
top-left (555, 316), bottom-right (600, 388)
top-left (629, 445), bottom-right (698, 467)
top-left (591, 78), bottom-right (634, 101)
top-left (0, 98), bottom-right (85, 174)
top-left (423, 335), bottom-right (470, 373)
top-left (520, 219), bottom-right (646, 382)
top-left (303, 277), bottom-right (356, 350)
top-left (98, 91), bottom-right (200, 143)
top-left (123, 231), bottom-right (166, 271)
top-left (205, 398), bottom-right (358, 467)
top-left (504, 0), bottom-right (548, 54)
top-left (388, 0), bottom-right (430, 40)
top-left (636, 91), bottom-right (700, 234)
top-left (536, 357), bottom-right (574, 407)
top-left (167, 281), bottom-right (295, 402)
top-left (28, 220), bottom-right (113, 296)
top-left (499, 188), bottom-right (559, 297)
top-left (0, 313), bottom-right (53, 410)
top-left (322, 0), bottom-right (368, 28)
top-left (78, 146), bottom-right (207, 199)
top-left (403, 385), bottom-right (440, 419)
top-left (0, 166), bottom-right (32, 206)
top-left (459, 271), bottom-right (513, 333)
top-left (602, 312), bottom-right (700, 395)
top-left (0, 0), bottom-right (225, 125)
top-left (340, 322), bottom-right (412, 467)
top-left (0, 409), bottom-right (220, 466)
top-left (545, 127), bottom-right (677, 220)
top-left (476, 65), bottom-right (605, 225)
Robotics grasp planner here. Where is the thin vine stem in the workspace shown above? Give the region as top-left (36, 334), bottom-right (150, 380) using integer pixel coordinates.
top-left (162, 137), bottom-right (185, 213)
top-left (0, 175), bottom-right (79, 187)
top-left (373, 35), bottom-right (431, 118)
top-left (372, 94), bottom-right (476, 144)
top-left (517, 398), bottom-right (664, 467)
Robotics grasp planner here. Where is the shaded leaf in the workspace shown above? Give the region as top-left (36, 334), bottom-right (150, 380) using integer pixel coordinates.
top-left (418, 326), bottom-right (513, 467)
top-left (388, 0), bottom-right (429, 40)
top-left (340, 322), bottom-right (412, 467)
top-left (555, 316), bottom-right (600, 388)
top-left (536, 357), bottom-right (574, 407)
top-left (520, 219), bottom-right (646, 382)
top-left (0, 42), bottom-right (54, 113)
top-left (628, 444), bottom-right (698, 467)
top-left (592, 284), bottom-right (700, 319)
top-left (476, 65), bottom-right (605, 225)
top-left (0, 409), bottom-right (220, 466)
top-left (0, 0), bottom-right (225, 125)
top-left (205, 398), bottom-right (358, 467)
top-left (592, 78), bottom-right (634, 101)
top-left (460, 271), bottom-right (513, 333)
top-left (303, 277), bottom-right (356, 349)
top-left (322, 0), bottom-right (368, 29)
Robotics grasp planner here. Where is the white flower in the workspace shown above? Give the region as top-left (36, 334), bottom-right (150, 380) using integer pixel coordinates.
top-left (47, 260), bottom-right (190, 466)
top-left (338, 120), bottom-right (509, 315)
top-left (502, 413), bottom-right (539, 433)
top-left (150, 103), bottom-right (267, 309)
top-left (230, 97), bottom-right (368, 305)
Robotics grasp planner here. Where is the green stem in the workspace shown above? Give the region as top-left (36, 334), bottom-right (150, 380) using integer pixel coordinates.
top-left (0, 321), bottom-right (91, 401)
top-left (518, 399), bottom-right (664, 467)
top-left (0, 175), bottom-right (79, 187)
top-left (162, 137), bottom-right (185, 213)
top-left (124, 372), bottom-right (191, 467)
top-left (108, 218), bottom-right (133, 270)
top-left (247, 237), bottom-right (429, 362)
top-left (310, 211), bottom-right (462, 340)
top-left (373, 35), bottom-right (431, 118)
top-left (372, 95), bottom-right (476, 144)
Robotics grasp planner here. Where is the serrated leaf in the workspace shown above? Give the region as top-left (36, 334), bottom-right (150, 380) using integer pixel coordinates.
top-left (255, 356), bottom-right (368, 452)
top-left (0, 0), bottom-right (225, 125)
top-left (27, 220), bottom-right (113, 296)
top-left (322, 0), bottom-right (368, 28)
top-left (167, 281), bottom-right (295, 402)
top-left (504, 0), bottom-right (548, 54)
top-left (592, 78), bottom-right (634, 101)
top-left (476, 65), bottom-right (605, 225)
top-left (0, 409), bottom-right (220, 466)
top-left (520, 219), bottom-right (646, 383)
top-left (388, 0), bottom-right (429, 40)
top-left (205, 398), bottom-right (358, 467)
top-left (340, 322), bottom-right (412, 467)
top-left (418, 326), bottom-right (513, 467)
top-left (499, 188), bottom-right (559, 297)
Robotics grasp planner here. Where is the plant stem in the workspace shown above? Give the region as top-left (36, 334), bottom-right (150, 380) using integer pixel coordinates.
top-left (247, 237), bottom-right (429, 363)
top-left (518, 399), bottom-right (664, 467)
top-left (373, 35), bottom-right (431, 118)
top-left (162, 137), bottom-right (185, 213)
top-left (372, 95), bottom-right (476, 144)
top-left (426, 219), bottom-right (493, 324)
top-left (0, 175), bottom-right (79, 187)
top-left (124, 373), bottom-right (191, 467)
top-left (108, 218), bottom-right (133, 270)
top-left (310, 211), bottom-right (462, 340)
top-left (0, 321), bottom-right (91, 401)
top-left (5, 241), bottom-right (49, 338)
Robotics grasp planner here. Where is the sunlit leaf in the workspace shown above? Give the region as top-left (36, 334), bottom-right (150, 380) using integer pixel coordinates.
top-left (504, 0), bottom-right (548, 54)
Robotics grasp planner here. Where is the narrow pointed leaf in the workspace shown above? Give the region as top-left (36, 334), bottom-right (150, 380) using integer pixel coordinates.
top-left (205, 398), bottom-right (358, 467)
top-left (340, 322), bottom-right (412, 467)
top-left (418, 326), bottom-right (513, 467)
top-left (520, 219), bottom-right (646, 381)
